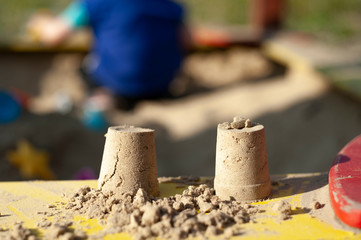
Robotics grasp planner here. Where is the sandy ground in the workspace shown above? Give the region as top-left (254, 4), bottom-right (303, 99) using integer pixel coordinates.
top-left (0, 45), bottom-right (361, 181)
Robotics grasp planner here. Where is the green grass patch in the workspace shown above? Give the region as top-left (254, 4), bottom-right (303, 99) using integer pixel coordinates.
top-left (0, 0), bottom-right (360, 44)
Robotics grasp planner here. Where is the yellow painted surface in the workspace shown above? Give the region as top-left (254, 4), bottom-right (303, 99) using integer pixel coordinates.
top-left (0, 174), bottom-right (360, 239)
top-left (238, 193), bottom-right (355, 240)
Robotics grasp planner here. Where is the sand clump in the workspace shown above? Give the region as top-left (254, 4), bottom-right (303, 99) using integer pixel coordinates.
top-left (272, 200), bottom-right (292, 220)
top-left (6, 222), bottom-right (37, 240)
top-left (37, 182), bottom-right (264, 240)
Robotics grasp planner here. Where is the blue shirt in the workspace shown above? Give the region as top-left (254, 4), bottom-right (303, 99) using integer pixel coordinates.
top-left (64, 0), bottom-right (184, 98)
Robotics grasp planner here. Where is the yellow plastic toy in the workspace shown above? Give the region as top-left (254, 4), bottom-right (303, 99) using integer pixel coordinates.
top-left (6, 139), bottom-right (55, 180)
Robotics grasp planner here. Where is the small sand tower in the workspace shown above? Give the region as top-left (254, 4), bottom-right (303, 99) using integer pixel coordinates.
top-left (214, 117), bottom-right (271, 201)
top-left (98, 125), bottom-right (159, 196)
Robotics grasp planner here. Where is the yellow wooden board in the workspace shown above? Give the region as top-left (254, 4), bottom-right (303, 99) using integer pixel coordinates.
top-left (0, 173), bottom-right (360, 239)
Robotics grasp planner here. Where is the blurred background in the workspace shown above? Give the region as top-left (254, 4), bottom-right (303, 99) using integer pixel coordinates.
top-left (0, 0), bottom-right (360, 181)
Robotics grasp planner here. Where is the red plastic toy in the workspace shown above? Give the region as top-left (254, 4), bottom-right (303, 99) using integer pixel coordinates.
top-left (329, 134), bottom-right (361, 229)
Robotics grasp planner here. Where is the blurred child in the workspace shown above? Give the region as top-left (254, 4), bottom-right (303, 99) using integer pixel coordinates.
top-left (28, 0), bottom-right (185, 109)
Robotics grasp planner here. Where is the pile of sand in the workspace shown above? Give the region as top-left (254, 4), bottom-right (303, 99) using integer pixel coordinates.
top-left (49, 183), bottom-right (258, 240)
